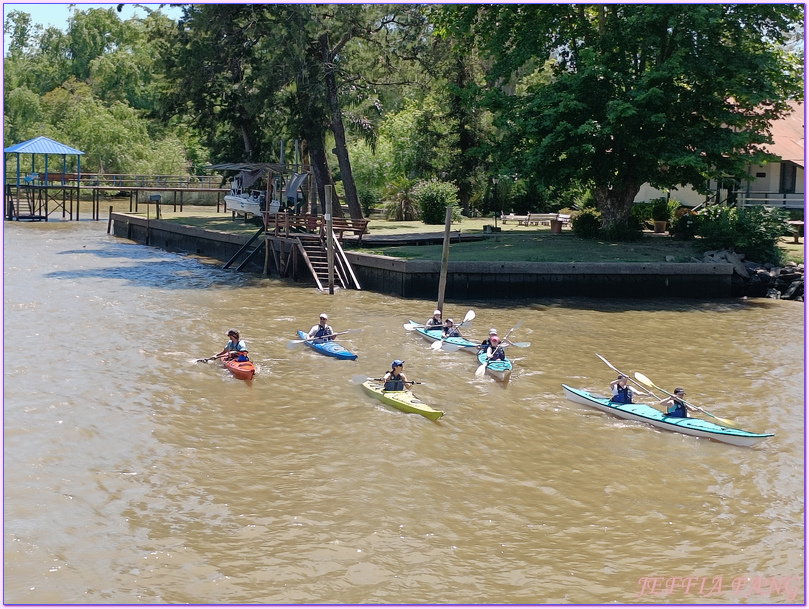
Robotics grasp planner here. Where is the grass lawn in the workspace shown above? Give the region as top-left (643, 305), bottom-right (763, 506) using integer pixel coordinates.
top-left (141, 204), bottom-right (804, 265)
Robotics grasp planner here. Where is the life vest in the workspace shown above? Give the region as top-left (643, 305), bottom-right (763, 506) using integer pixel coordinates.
top-left (487, 346), bottom-right (505, 361)
top-left (384, 372), bottom-right (405, 391)
top-left (667, 399), bottom-right (688, 418)
top-left (612, 386), bottom-right (632, 404)
top-left (313, 325), bottom-right (333, 340)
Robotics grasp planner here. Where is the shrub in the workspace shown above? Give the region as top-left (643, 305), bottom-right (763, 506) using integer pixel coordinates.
top-left (651, 197), bottom-right (671, 222)
top-left (602, 216), bottom-right (644, 241)
top-left (669, 210), bottom-right (700, 240)
top-left (571, 208), bottom-right (602, 239)
top-left (695, 205), bottom-right (789, 264)
top-left (412, 179), bottom-right (461, 225)
top-left (356, 187), bottom-right (379, 217)
top-left (382, 177), bottom-right (419, 221)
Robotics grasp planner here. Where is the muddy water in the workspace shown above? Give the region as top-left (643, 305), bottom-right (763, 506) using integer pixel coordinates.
top-left (3, 221), bottom-right (804, 604)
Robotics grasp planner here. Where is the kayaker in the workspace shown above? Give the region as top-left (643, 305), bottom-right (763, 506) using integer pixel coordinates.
top-left (425, 309), bottom-right (443, 329)
top-left (443, 318), bottom-right (462, 338)
top-left (485, 335), bottom-right (506, 361)
top-left (215, 329), bottom-right (249, 361)
top-left (479, 328), bottom-right (498, 352)
top-left (308, 313), bottom-right (335, 341)
top-left (383, 360), bottom-right (413, 391)
top-left (609, 374), bottom-right (635, 404)
top-left (660, 388), bottom-right (696, 417)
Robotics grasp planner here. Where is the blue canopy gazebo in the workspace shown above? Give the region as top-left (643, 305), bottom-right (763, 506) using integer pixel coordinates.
top-left (4, 136), bottom-right (85, 220)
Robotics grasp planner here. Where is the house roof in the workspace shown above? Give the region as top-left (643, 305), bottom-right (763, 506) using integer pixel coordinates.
top-left (764, 100), bottom-right (804, 167)
top-left (4, 136), bottom-right (84, 155)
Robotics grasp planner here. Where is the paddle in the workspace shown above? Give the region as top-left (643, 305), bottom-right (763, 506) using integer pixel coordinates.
top-left (475, 320), bottom-right (522, 377)
top-left (633, 372), bottom-right (741, 429)
top-left (431, 309), bottom-right (475, 351)
top-left (594, 353), bottom-right (656, 398)
top-left (351, 375), bottom-right (424, 385)
top-left (286, 329), bottom-right (359, 349)
top-left (196, 353), bottom-right (225, 363)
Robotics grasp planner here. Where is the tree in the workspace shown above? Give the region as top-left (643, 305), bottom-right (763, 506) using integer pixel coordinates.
top-left (438, 4), bottom-right (804, 227)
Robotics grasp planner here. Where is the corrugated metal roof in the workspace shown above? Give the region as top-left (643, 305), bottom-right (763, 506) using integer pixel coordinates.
top-left (4, 136), bottom-right (84, 155)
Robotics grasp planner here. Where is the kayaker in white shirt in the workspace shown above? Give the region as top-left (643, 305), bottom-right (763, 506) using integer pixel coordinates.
top-left (215, 328), bottom-right (248, 361)
top-left (425, 309), bottom-right (443, 329)
top-left (609, 374), bottom-right (635, 404)
top-left (308, 313), bottom-right (335, 341)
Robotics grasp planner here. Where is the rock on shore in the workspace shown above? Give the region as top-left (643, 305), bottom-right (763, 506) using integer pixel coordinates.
top-left (701, 249), bottom-right (804, 300)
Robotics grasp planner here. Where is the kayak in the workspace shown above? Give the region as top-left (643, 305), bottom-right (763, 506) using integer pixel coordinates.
top-left (408, 320), bottom-right (479, 352)
top-left (223, 355), bottom-right (256, 381)
top-left (296, 330), bottom-right (358, 360)
top-left (477, 351), bottom-right (513, 383)
top-left (561, 384), bottom-right (773, 447)
top-left (361, 380), bottom-right (444, 421)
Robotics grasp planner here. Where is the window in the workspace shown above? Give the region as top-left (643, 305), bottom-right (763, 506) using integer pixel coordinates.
top-left (779, 163), bottom-right (797, 194)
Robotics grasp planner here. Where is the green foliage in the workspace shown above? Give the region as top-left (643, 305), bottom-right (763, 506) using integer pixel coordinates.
top-left (669, 210), bottom-right (700, 241)
top-left (651, 197), bottom-right (672, 222)
top-left (412, 179), bottom-right (461, 224)
top-left (571, 208), bottom-right (602, 239)
top-left (696, 205), bottom-right (789, 264)
top-left (383, 176), bottom-right (419, 221)
top-left (356, 187), bottom-right (379, 217)
top-left (602, 217), bottom-right (644, 241)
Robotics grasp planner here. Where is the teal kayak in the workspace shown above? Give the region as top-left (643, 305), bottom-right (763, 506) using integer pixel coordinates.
top-left (409, 320), bottom-right (479, 352)
top-left (476, 351), bottom-right (513, 383)
top-left (296, 330), bottom-right (357, 360)
top-left (561, 384), bottom-right (773, 447)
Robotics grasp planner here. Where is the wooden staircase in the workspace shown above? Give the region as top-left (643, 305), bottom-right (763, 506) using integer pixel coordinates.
top-left (296, 231), bottom-right (361, 291)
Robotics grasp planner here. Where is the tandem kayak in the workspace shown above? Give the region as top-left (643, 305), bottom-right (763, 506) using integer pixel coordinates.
top-left (408, 320), bottom-right (479, 352)
top-left (361, 380), bottom-right (444, 421)
top-left (223, 355), bottom-right (256, 381)
top-left (477, 352), bottom-right (513, 383)
top-left (561, 384), bottom-right (773, 447)
top-left (296, 330), bottom-right (358, 360)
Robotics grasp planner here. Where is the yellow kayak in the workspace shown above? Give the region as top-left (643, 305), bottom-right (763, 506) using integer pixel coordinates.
top-left (361, 380), bottom-right (444, 421)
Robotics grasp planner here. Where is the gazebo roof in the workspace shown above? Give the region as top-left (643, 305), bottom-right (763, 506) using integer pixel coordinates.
top-left (4, 136), bottom-right (84, 155)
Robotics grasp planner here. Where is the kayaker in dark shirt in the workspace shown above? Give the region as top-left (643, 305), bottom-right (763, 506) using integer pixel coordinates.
top-left (425, 310), bottom-right (443, 329)
top-left (485, 335), bottom-right (506, 361)
top-left (215, 328), bottom-right (249, 361)
top-left (479, 328), bottom-right (498, 352)
top-left (443, 318), bottom-right (462, 338)
top-left (308, 313), bottom-right (335, 341)
top-left (660, 387), bottom-right (696, 417)
top-left (383, 359), bottom-right (413, 391)
top-left (609, 374), bottom-right (634, 404)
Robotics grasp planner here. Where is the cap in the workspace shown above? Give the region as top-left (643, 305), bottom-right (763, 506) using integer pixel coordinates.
top-left (392, 359), bottom-right (405, 368)
top-left (319, 313), bottom-right (328, 320)
top-left (617, 374), bottom-right (628, 379)
top-left (490, 335), bottom-right (500, 342)
top-left (489, 328), bottom-right (497, 335)
top-left (446, 318), bottom-right (454, 324)
top-left (433, 310), bottom-right (441, 316)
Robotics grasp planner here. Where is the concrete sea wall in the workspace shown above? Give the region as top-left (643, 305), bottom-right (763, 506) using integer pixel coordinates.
top-left (110, 213), bottom-right (734, 299)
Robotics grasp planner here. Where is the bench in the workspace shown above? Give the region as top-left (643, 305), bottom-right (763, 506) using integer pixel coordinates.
top-left (527, 213), bottom-right (560, 226)
top-left (501, 213), bottom-right (529, 225)
top-left (328, 216), bottom-right (370, 244)
top-left (787, 220), bottom-right (804, 244)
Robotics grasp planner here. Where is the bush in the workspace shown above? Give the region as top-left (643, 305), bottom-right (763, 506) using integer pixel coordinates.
top-left (602, 216), bottom-right (644, 241)
top-left (356, 187), bottom-right (379, 217)
top-left (695, 205), bottom-right (789, 264)
top-left (669, 210), bottom-right (700, 240)
top-left (412, 179), bottom-right (461, 224)
top-left (571, 208), bottom-right (602, 239)
top-left (651, 197), bottom-right (672, 222)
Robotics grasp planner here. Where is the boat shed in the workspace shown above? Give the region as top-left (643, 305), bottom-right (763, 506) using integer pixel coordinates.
top-left (4, 136), bottom-right (85, 188)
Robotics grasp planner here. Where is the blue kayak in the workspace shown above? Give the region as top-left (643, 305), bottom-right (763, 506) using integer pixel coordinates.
top-left (296, 330), bottom-right (358, 360)
top-left (477, 351), bottom-right (513, 382)
top-left (409, 320), bottom-right (479, 352)
top-left (562, 384), bottom-right (773, 447)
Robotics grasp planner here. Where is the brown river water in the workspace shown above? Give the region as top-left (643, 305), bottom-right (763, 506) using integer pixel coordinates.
top-left (3, 221), bottom-right (805, 605)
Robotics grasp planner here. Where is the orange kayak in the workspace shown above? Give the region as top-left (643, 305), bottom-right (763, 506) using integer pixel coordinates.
top-left (223, 355), bottom-right (255, 381)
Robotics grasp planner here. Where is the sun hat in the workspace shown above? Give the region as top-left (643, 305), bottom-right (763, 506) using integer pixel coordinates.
top-left (320, 313), bottom-right (328, 319)
top-left (446, 318), bottom-right (454, 324)
top-left (392, 359), bottom-right (405, 368)
top-left (434, 309), bottom-right (442, 316)
top-left (489, 328), bottom-right (497, 335)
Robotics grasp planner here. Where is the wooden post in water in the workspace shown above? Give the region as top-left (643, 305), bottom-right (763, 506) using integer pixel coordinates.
top-left (326, 186), bottom-right (335, 294)
top-left (436, 205), bottom-right (453, 313)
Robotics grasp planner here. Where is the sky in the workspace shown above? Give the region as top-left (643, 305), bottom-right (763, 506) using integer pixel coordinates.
top-left (3, 2), bottom-right (184, 54)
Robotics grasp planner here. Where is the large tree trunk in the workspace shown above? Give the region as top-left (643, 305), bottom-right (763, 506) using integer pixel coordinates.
top-left (323, 38), bottom-right (363, 220)
top-left (306, 135), bottom-right (344, 218)
top-left (594, 181), bottom-right (641, 227)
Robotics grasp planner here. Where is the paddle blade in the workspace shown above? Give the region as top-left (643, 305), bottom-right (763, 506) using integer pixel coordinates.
top-left (474, 363), bottom-right (487, 378)
top-left (439, 342), bottom-right (462, 352)
top-left (596, 353), bottom-right (619, 373)
top-left (351, 374), bottom-right (374, 384)
top-left (430, 340), bottom-right (445, 351)
top-left (633, 372), bottom-right (656, 389)
top-left (510, 341), bottom-right (531, 348)
top-left (286, 340), bottom-right (304, 350)
top-left (403, 323), bottom-right (421, 331)
top-left (463, 309), bottom-right (476, 323)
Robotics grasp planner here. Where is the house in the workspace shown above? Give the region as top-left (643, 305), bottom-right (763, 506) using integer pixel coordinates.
top-left (635, 101), bottom-right (804, 209)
